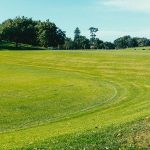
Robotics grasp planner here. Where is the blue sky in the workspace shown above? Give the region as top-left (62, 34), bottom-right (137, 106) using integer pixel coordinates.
top-left (0, 0), bottom-right (150, 41)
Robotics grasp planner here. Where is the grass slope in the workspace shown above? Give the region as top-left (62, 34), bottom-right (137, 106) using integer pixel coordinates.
top-left (0, 41), bottom-right (45, 50)
top-left (22, 118), bottom-right (150, 150)
top-left (0, 49), bottom-right (149, 149)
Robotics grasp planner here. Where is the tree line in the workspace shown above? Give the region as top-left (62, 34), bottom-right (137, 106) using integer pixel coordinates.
top-left (0, 17), bottom-right (65, 48)
top-left (0, 16), bottom-right (150, 50)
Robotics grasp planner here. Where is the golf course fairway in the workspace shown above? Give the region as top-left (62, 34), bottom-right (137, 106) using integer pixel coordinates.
top-left (0, 49), bottom-right (149, 149)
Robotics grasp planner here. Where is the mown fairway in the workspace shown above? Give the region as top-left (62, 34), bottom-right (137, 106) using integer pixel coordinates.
top-left (0, 49), bottom-right (149, 149)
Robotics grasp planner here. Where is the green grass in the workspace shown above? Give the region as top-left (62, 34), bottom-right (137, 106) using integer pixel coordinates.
top-left (0, 49), bottom-right (149, 149)
top-left (0, 41), bottom-right (45, 50)
top-left (21, 118), bottom-right (150, 150)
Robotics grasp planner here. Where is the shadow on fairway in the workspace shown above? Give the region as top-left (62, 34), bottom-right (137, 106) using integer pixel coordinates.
top-left (0, 41), bottom-right (46, 51)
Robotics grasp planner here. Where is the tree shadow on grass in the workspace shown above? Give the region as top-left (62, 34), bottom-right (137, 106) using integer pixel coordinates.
top-left (0, 41), bottom-right (46, 51)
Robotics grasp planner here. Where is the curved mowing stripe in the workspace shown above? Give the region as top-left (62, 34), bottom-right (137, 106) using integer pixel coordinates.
top-left (0, 63), bottom-right (119, 133)
top-left (0, 50), bottom-right (149, 150)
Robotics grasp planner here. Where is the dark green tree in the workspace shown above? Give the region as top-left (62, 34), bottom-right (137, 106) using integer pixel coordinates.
top-left (79, 36), bottom-right (90, 49)
top-left (63, 38), bottom-right (74, 50)
top-left (114, 36), bottom-right (131, 49)
top-left (37, 20), bottom-right (65, 48)
top-left (103, 42), bottom-right (115, 49)
top-left (0, 24), bottom-right (2, 42)
top-left (114, 36), bottom-right (150, 49)
top-left (74, 27), bottom-right (81, 40)
top-left (128, 38), bottom-right (138, 48)
top-left (56, 29), bottom-right (66, 49)
top-left (95, 38), bottom-right (104, 49)
top-left (134, 37), bottom-right (150, 47)
top-left (37, 20), bottom-right (57, 47)
top-left (1, 17), bottom-right (37, 47)
top-left (74, 36), bottom-right (90, 49)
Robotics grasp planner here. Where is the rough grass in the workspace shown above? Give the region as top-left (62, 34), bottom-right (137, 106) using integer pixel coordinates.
top-left (0, 49), bottom-right (149, 149)
top-left (21, 118), bottom-right (150, 150)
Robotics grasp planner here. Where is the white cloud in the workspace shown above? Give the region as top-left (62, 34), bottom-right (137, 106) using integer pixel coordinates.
top-left (102, 0), bottom-right (150, 13)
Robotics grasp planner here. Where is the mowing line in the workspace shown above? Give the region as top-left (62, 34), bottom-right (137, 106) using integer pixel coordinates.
top-left (0, 63), bottom-right (121, 134)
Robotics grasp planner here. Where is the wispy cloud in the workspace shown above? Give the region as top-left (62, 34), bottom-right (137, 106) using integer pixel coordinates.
top-left (102, 0), bottom-right (150, 13)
